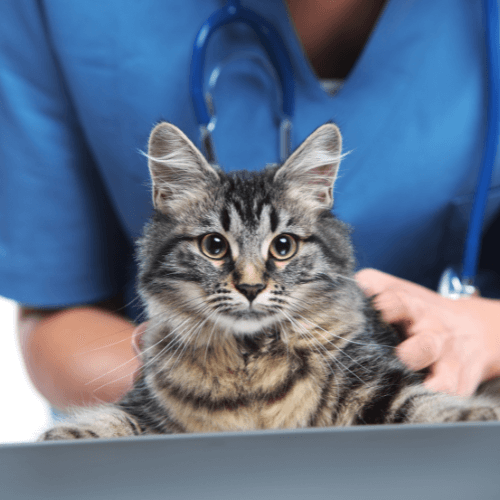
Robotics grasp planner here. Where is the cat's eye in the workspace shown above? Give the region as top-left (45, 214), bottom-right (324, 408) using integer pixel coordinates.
top-left (200, 233), bottom-right (229, 259)
top-left (269, 234), bottom-right (297, 260)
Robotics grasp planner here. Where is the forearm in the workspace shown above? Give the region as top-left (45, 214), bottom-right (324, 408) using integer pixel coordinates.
top-left (19, 306), bottom-right (138, 411)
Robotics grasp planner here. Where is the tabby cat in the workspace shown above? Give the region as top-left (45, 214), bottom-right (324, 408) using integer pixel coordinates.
top-left (40, 122), bottom-right (499, 440)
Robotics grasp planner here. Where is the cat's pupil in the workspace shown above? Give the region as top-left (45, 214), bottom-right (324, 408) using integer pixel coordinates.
top-left (201, 233), bottom-right (229, 259)
top-left (275, 236), bottom-right (291, 256)
top-left (204, 234), bottom-right (226, 256)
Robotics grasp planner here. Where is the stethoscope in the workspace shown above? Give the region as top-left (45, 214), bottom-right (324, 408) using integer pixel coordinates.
top-left (189, 0), bottom-right (499, 299)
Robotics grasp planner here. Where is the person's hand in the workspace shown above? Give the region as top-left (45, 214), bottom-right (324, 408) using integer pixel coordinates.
top-left (355, 268), bottom-right (500, 397)
top-left (132, 321), bottom-right (148, 357)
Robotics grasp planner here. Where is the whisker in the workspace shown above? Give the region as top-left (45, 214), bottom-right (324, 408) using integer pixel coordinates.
top-left (281, 312), bottom-right (337, 379)
top-left (289, 304), bottom-right (393, 349)
top-left (297, 316), bottom-right (372, 375)
top-left (76, 295), bottom-right (208, 357)
top-left (148, 303), bottom-right (215, 369)
top-left (167, 315), bottom-right (214, 371)
top-left (85, 306), bottom-right (205, 388)
top-left (76, 334), bottom-right (137, 357)
top-left (85, 328), bottom-right (173, 387)
top-left (204, 312), bottom-right (222, 365)
top-left (275, 316), bottom-right (290, 364)
top-left (317, 271), bottom-right (359, 285)
top-left (282, 311), bottom-right (370, 385)
top-left (91, 316), bottom-right (204, 395)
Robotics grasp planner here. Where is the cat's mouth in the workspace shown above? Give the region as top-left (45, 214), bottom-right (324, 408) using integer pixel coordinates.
top-left (230, 309), bottom-right (267, 319)
top-left (218, 308), bottom-right (280, 335)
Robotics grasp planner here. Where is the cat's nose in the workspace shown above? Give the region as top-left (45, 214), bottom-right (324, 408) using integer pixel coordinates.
top-left (235, 283), bottom-right (265, 302)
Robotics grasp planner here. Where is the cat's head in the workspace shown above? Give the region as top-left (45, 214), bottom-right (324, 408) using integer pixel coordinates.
top-left (138, 122), bottom-right (354, 337)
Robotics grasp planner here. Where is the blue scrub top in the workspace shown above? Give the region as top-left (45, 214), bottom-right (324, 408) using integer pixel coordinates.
top-left (1, 0), bottom-right (499, 319)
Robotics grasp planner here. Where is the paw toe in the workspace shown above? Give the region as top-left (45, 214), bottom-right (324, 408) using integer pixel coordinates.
top-left (39, 427), bottom-right (100, 441)
top-left (443, 406), bottom-right (497, 423)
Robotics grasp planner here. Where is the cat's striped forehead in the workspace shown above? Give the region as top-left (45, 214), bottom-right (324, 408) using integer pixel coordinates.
top-left (210, 169), bottom-right (314, 253)
top-left (221, 170), bottom-right (280, 232)
top-left (220, 201), bottom-right (278, 253)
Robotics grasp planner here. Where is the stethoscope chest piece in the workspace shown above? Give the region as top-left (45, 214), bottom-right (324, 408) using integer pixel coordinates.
top-left (438, 267), bottom-right (478, 299)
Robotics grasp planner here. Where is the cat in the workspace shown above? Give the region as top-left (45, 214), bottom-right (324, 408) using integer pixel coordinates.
top-left (40, 122), bottom-right (499, 440)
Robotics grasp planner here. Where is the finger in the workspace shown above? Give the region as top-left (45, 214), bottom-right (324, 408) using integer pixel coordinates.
top-left (455, 357), bottom-right (488, 397)
top-left (371, 288), bottom-right (428, 331)
top-left (355, 268), bottom-right (427, 297)
top-left (355, 268), bottom-right (399, 297)
top-left (424, 360), bottom-right (461, 396)
top-left (356, 268), bottom-right (441, 306)
top-left (396, 332), bottom-right (444, 371)
top-left (131, 321), bottom-right (148, 357)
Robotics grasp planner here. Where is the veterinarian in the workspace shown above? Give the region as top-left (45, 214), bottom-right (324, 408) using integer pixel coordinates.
top-left (1, 0), bottom-right (500, 411)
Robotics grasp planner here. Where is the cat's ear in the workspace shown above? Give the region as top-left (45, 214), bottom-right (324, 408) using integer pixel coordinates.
top-left (274, 123), bottom-right (343, 210)
top-left (146, 122), bottom-right (220, 213)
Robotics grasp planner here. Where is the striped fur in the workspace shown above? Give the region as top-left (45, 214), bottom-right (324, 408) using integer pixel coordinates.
top-left (40, 123), bottom-right (500, 441)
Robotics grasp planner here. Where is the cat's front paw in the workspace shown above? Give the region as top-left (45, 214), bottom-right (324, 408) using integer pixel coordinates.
top-left (38, 426), bottom-right (100, 441)
top-left (408, 393), bottom-right (500, 424)
top-left (441, 405), bottom-right (498, 423)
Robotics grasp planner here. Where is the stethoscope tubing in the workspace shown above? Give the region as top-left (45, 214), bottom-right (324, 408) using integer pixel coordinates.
top-left (461, 0), bottom-right (499, 286)
top-left (189, 0), bottom-right (294, 163)
top-left (190, 0), bottom-right (294, 129)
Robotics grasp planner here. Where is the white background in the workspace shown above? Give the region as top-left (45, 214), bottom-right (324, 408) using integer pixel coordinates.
top-left (0, 296), bottom-right (51, 443)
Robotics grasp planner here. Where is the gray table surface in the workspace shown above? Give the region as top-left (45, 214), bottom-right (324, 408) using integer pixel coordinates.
top-left (1, 422), bottom-right (499, 500)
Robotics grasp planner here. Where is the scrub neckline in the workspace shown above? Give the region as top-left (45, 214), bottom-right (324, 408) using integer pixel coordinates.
top-left (275, 0), bottom-right (395, 100)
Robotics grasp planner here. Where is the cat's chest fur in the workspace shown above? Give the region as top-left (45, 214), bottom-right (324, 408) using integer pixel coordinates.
top-left (145, 325), bottom-right (338, 433)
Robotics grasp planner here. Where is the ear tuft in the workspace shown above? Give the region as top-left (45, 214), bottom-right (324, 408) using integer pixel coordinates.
top-left (274, 123), bottom-right (343, 210)
top-left (146, 122), bottom-right (219, 212)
